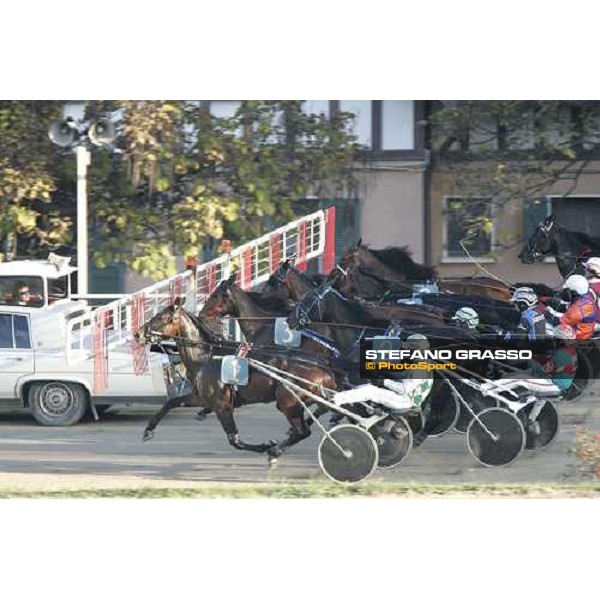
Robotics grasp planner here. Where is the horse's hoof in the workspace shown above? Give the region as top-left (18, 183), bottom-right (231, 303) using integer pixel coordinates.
top-left (142, 430), bottom-right (154, 442)
top-left (268, 455), bottom-right (279, 468)
top-left (194, 411), bottom-right (207, 422)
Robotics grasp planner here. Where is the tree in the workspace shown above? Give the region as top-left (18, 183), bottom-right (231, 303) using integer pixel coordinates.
top-left (0, 101), bottom-right (359, 279)
top-left (429, 100), bottom-right (600, 253)
top-left (88, 100), bottom-right (359, 279)
top-left (0, 101), bottom-right (73, 261)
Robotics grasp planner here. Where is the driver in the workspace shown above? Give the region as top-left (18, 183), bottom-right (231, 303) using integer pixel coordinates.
top-left (545, 275), bottom-right (596, 340)
top-left (481, 324), bottom-right (578, 397)
top-left (507, 287), bottom-right (547, 340)
top-left (334, 334), bottom-right (434, 413)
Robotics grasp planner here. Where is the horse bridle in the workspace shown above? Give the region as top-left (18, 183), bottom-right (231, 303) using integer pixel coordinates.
top-left (294, 283), bottom-right (347, 326)
top-left (525, 221), bottom-right (555, 261)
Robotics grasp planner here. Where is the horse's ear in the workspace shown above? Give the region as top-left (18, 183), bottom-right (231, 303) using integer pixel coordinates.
top-left (546, 213), bottom-right (556, 224)
top-left (357, 237), bottom-right (362, 247)
top-left (174, 296), bottom-right (183, 308)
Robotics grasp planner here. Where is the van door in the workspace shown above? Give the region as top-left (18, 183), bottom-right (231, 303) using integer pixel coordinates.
top-left (0, 313), bottom-right (35, 406)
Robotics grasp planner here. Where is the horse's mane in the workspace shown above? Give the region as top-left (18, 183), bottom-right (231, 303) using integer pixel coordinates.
top-left (246, 290), bottom-right (290, 313)
top-left (363, 244), bottom-right (438, 280)
top-left (560, 224), bottom-right (600, 251)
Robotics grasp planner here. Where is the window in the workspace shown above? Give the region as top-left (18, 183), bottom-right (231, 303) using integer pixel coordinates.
top-left (444, 197), bottom-right (494, 260)
top-left (0, 314), bottom-right (12, 348)
top-left (382, 101), bottom-right (414, 150)
top-left (340, 100), bottom-right (372, 147)
top-left (0, 314), bottom-right (32, 349)
top-left (550, 196), bottom-right (600, 238)
top-left (302, 101), bottom-right (330, 118)
top-left (14, 315), bottom-right (31, 349)
top-left (0, 276), bottom-right (44, 308)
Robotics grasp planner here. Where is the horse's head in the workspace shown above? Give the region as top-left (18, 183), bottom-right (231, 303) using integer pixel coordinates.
top-left (134, 299), bottom-right (185, 345)
top-left (288, 281), bottom-right (333, 329)
top-left (202, 274), bottom-right (236, 318)
top-left (266, 259), bottom-right (294, 290)
top-left (519, 214), bottom-right (556, 264)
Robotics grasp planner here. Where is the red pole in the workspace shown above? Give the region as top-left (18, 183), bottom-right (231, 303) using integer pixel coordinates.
top-left (297, 220), bottom-right (307, 272)
top-left (322, 206), bottom-right (336, 274)
top-left (270, 232), bottom-right (282, 271)
top-left (242, 247), bottom-right (252, 289)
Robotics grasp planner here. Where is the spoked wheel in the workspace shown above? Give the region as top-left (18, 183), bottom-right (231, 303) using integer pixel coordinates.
top-left (318, 424), bottom-right (379, 484)
top-left (423, 392), bottom-right (459, 437)
top-left (370, 416), bottom-right (413, 469)
top-left (454, 394), bottom-right (498, 434)
top-left (467, 407), bottom-right (525, 468)
top-left (518, 400), bottom-right (560, 451)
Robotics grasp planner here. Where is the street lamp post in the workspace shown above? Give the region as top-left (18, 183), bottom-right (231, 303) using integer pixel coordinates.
top-left (76, 145), bottom-right (91, 295)
top-left (49, 116), bottom-right (116, 297)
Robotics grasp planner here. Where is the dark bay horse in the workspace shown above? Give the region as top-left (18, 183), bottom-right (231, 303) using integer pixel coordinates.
top-left (342, 243), bottom-right (513, 301)
top-left (519, 213), bottom-right (600, 278)
top-left (268, 260), bottom-right (447, 329)
top-left (201, 276), bottom-right (290, 345)
top-left (135, 301), bottom-right (337, 462)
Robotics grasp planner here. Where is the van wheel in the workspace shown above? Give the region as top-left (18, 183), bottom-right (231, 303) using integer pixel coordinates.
top-left (29, 382), bottom-right (88, 426)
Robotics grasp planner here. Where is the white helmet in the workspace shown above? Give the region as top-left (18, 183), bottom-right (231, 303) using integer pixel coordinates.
top-left (404, 333), bottom-right (430, 350)
top-left (510, 287), bottom-right (538, 310)
top-left (554, 324), bottom-right (576, 339)
top-left (583, 257), bottom-right (600, 278)
top-left (563, 274), bottom-right (589, 296)
top-left (452, 306), bottom-right (479, 329)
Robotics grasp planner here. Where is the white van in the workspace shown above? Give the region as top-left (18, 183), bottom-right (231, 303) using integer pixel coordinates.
top-left (0, 255), bottom-right (186, 426)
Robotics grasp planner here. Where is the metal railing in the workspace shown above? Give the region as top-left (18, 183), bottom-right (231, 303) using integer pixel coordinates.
top-left (66, 209), bottom-right (327, 364)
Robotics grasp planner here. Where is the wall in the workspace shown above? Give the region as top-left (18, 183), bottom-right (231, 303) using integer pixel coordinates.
top-left (355, 160), bottom-right (426, 261)
top-left (430, 161), bottom-right (600, 287)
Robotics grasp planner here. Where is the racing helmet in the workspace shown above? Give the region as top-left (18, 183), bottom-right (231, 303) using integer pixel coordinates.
top-left (452, 306), bottom-right (479, 330)
top-left (554, 324), bottom-right (576, 339)
top-left (404, 333), bottom-right (430, 351)
top-left (510, 287), bottom-right (538, 310)
top-left (583, 257), bottom-right (600, 278)
top-left (563, 274), bottom-right (589, 297)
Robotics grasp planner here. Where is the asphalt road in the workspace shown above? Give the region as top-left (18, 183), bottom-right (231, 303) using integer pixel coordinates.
top-left (1, 387), bottom-right (599, 490)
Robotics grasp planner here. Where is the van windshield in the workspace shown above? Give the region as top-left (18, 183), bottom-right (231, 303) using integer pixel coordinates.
top-left (0, 276), bottom-right (44, 308)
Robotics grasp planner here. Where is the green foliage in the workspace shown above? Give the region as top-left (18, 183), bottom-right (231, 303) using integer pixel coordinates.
top-left (431, 100), bottom-right (600, 249)
top-left (0, 101), bottom-right (358, 278)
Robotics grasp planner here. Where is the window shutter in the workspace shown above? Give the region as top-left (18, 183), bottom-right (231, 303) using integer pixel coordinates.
top-left (523, 198), bottom-right (550, 241)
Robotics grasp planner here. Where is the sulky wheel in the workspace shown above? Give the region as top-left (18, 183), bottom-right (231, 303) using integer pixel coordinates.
top-left (454, 392), bottom-right (498, 434)
top-left (370, 416), bottom-right (413, 469)
top-left (518, 400), bottom-right (560, 451)
top-left (423, 392), bottom-right (459, 437)
top-left (467, 407), bottom-right (525, 468)
top-left (318, 424), bottom-right (379, 484)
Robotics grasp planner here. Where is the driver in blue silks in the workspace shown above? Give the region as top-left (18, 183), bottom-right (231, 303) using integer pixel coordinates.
top-left (507, 287), bottom-right (547, 340)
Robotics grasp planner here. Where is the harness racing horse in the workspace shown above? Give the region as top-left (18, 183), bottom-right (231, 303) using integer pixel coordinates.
top-left (341, 243), bottom-right (513, 301)
top-left (201, 276), bottom-right (291, 346)
top-left (135, 300), bottom-right (337, 462)
top-left (268, 260), bottom-right (447, 330)
top-left (520, 213), bottom-right (600, 278)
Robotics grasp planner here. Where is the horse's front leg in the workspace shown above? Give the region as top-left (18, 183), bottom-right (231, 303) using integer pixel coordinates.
top-left (267, 390), bottom-right (312, 464)
top-left (142, 394), bottom-right (192, 441)
top-left (214, 390), bottom-right (275, 454)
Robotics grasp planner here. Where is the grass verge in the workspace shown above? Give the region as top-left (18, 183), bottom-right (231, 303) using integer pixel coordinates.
top-left (1, 482), bottom-right (600, 499)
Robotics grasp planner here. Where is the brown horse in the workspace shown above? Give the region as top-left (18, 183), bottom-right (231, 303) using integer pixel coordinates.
top-left (341, 243), bottom-right (513, 302)
top-left (134, 300), bottom-right (337, 462)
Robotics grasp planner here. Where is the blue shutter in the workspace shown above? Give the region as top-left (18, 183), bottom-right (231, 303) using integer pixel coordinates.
top-left (523, 198), bottom-right (550, 240)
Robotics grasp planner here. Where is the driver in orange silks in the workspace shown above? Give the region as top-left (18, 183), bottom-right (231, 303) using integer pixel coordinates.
top-left (545, 275), bottom-right (596, 340)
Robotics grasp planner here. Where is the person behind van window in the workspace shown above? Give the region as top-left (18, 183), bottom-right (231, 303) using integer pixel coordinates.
top-left (14, 283), bottom-right (32, 306)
